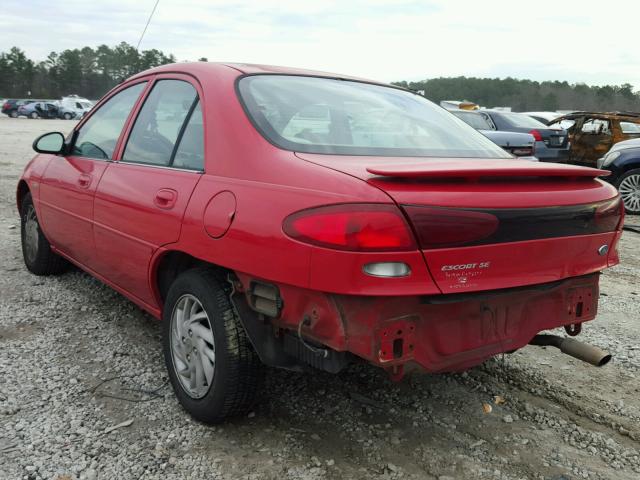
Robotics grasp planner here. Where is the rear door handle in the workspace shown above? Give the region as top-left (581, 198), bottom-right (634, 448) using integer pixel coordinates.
top-left (77, 173), bottom-right (92, 188)
top-left (154, 188), bottom-right (177, 209)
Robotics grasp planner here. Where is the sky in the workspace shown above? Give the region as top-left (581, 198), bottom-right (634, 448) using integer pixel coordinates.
top-left (3, 0), bottom-right (640, 88)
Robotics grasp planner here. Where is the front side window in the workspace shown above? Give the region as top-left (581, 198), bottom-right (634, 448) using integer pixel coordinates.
top-left (238, 75), bottom-right (510, 158)
top-left (72, 82), bottom-right (146, 160)
top-left (122, 79), bottom-right (198, 167)
top-left (581, 118), bottom-right (611, 135)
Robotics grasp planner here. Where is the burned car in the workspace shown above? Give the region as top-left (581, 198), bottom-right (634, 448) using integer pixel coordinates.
top-left (551, 112), bottom-right (640, 168)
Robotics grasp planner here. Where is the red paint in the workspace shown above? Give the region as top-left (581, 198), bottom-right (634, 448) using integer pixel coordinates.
top-left (18, 62), bottom-right (624, 374)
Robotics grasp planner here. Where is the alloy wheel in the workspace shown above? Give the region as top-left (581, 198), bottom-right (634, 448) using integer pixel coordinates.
top-left (24, 205), bottom-right (40, 264)
top-left (619, 173), bottom-right (640, 213)
top-left (170, 294), bottom-right (216, 399)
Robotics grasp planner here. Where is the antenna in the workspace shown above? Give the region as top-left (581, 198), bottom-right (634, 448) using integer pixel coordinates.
top-left (136, 0), bottom-right (160, 51)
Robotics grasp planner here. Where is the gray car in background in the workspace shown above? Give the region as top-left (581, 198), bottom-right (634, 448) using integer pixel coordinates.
top-left (480, 110), bottom-right (570, 162)
top-left (450, 109), bottom-right (537, 158)
top-left (16, 102), bottom-right (40, 118)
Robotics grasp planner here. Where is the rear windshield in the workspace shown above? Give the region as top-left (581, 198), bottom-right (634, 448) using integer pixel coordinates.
top-left (496, 112), bottom-right (548, 129)
top-left (237, 75), bottom-right (510, 158)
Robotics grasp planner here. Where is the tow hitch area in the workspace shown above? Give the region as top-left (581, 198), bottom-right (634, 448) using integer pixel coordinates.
top-left (376, 316), bottom-right (417, 364)
top-left (529, 334), bottom-right (612, 367)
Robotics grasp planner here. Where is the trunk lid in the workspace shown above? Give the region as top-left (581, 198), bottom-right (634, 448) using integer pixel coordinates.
top-left (296, 154), bottom-right (622, 293)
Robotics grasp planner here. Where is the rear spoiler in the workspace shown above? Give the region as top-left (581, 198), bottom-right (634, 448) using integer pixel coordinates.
top-left (366, 160), bottom-right (610, 179)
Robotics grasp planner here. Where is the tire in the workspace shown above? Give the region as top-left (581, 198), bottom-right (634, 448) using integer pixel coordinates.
top-left (163, 268), bottom-right (264, 423)
top-left (616, 168), bottom-right (640, 215)
top-left (63, 112), bottom-right (72, 120)
top-left (29, 112), bottom-right (38, 119)
top-left (9, 110), bottom-right (18, 118)
top-left (20, 193), bottom-right (68, 275)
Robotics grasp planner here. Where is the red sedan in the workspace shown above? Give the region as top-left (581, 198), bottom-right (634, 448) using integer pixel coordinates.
top-left (18, 63), bottom-right (623, 423)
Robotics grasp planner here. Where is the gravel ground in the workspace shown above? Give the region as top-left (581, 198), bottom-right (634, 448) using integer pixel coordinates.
top-left (1, 116), bottom-right (639, 480)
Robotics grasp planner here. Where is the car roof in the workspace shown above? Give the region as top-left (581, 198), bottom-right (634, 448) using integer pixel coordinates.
top-left (553, 111), bottom-right (640, 122)
top-left (450, 109), bottom-right (479, 115)
top-left (128, 61), bottom-right (391, 87)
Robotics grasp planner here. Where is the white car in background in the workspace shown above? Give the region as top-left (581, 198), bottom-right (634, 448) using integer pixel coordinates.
top-left (59, 95), bottom-right (94, 119)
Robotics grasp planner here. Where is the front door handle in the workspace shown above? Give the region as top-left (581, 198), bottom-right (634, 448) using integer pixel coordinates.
top-left (77, 173), bottom-right (92, 189)
top-left (154, 188), bottom-right (177, 209)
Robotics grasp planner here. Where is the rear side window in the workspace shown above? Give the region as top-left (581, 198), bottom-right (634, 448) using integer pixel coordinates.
top-left (172, 102), bottom-right (204, 171)
top-left (620, 121), bottom-right (640, 134)
top-left (497, 112), bottom-right (547, 129)
top-left (451, 111), bottom-right (493, 130)
top-left (122, 79), bottom-right (199, 167)
top-left (72, 82), bottom-right (146, 160)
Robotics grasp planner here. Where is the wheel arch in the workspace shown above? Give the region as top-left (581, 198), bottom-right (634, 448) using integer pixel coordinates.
top-left (151, 249), bottom-right (230, 307)
top-left (614, 156), bottom-right (640, 178)
top-left (16, 180), bottom-right (30, 213)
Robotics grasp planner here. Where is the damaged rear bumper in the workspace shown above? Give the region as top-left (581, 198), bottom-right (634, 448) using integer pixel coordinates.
top-left (235, 272), bottom-right (600, 374)
top-left (331, 273), bottom-right (599, 373)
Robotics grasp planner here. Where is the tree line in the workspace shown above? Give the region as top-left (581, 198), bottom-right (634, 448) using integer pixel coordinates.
top-left (3, 42), bottom-right (640, 112)
top-left (0, 43), bottom-right (177, 100)
top-left (393, 77), bottom-right (640, 112)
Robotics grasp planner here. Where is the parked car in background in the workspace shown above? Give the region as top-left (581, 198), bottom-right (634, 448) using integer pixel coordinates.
top-left (54, 103), bottom-right (78, 120)
top-left (551, 112), bottom-right (640, 168)
top-left (23, 102), bottom-right (77, 120)
top-left (17, 102), bottom-right (41, 119)
top-left (450, 109), bottom-right (536, 157)
top-left (34, 102), bottom-right (62, 119)
top-left (479, 110), bottom-right (569, 162)
top-left (59, 95), bottom-right (93, 119)
top-left (522, 111), bottom-right (562, 125)
top-left (18, 62), bottom-right (621, 423)
top-left (440, 100), bottom-right (479, 110)
top-left (2, 99), bottom-right (35, 118)
top-left (597, 138), bottom-right (640, 213)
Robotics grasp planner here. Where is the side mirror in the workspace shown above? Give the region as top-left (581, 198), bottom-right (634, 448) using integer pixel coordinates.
top-left (32, 132), bottom-right (65, 154)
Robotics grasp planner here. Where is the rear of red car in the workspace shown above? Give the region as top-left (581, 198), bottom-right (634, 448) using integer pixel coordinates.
top-left (278, 156), bottom-right (622, 375)
top-left (233, 72), bottom-right (622, 377)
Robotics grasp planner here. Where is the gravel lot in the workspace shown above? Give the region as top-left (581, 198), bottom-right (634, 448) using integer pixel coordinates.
top-left (0, 116), bottom-right (639, 480)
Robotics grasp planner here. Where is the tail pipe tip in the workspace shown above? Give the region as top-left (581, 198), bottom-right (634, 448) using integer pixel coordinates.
top-left (529, 334), bottom-right (612, 367)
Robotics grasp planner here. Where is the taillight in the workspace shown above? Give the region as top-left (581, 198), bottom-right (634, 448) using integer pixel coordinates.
top-left (403, 206), bottom-right (499, 249)
top-left (595, 196), bottom-right (623, 232)
top-left (283, 204), bottom-right (416, 251)
top-left (529, 129), bottom-right (543, 141)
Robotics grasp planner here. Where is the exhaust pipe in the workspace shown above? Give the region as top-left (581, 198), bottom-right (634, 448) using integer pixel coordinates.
top-left (529, 334), bottom-right (612, 367)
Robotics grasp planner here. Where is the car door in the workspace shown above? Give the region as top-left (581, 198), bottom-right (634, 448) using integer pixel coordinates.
top-left (38, 81), bottom-right (148, 268)
top-left (571, 118), bottom-right (613, 167)
top-left (92, 75), bottom-right (204, 306)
